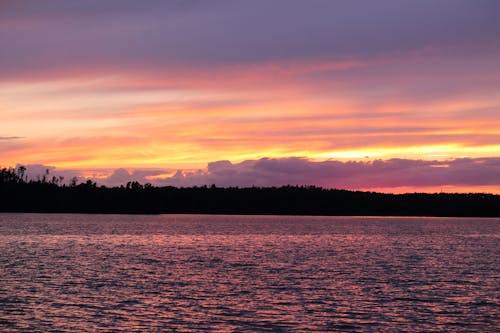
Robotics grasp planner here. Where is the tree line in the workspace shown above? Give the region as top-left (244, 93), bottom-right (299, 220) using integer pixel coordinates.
top-left (0, 166), bottom-right (498, 216)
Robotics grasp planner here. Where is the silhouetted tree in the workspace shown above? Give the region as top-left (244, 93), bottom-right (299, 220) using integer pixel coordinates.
top-left (69, 177), bottom-right (78, 187)
top-left (0, 173), bottom-right (498, 216)
top-left (17, 166), bottom-right (26, 183)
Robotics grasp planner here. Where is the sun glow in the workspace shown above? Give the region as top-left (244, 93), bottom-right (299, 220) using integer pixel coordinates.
top-left (1, 2), bottom-right (499, 192)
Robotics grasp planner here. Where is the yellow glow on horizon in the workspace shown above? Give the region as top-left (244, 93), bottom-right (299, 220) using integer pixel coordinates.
top-left (1, 54), bottom-right (499, 193)
top-left (311, 144), bottom-right (500, 161)
top-left (359, 185), bottom-right (500, 195)
top-left (5, 140), bottom-right (498, 172)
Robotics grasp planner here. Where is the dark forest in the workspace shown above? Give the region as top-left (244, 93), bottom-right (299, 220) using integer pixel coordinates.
top-left (1, 167), bottom-right (498, 217)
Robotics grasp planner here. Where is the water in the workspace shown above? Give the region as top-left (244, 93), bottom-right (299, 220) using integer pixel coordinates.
top-left (0, 214), bottom-right (498, 332)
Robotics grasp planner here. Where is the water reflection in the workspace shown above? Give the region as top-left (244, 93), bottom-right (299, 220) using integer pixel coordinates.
top-left (0, 214), bottom-right (498, 332)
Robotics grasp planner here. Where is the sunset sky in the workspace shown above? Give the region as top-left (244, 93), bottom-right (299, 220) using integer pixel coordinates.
top-left (1, 0), bottom-right (499, 193)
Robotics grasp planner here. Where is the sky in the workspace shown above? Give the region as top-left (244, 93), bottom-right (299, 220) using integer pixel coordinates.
top-left (1, 0), bottom-right (499, 193)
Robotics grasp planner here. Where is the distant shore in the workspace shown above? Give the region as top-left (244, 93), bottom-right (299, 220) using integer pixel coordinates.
top-left (1, 183), bottom-right (498, 218)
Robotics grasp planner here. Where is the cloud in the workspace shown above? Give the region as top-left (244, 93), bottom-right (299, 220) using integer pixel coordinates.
top-left (100, 168), bottom-right (168, 187)
top-left (1, 0), bottom-right (499, 78)
top-left (14, 164), bottom-right (84, 184)
top-left (0, 136), bottom-right (23, 140)
top-left (10, 157), bottom-right (500, 192)
top-left (150, 157), bottom-right (500, 189)
top-left (12, 164), bottom-right (170, 186)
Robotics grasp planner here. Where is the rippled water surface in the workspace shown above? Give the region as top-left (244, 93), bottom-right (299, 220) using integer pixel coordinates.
top-left (1, 214), bottom-right (498, 332)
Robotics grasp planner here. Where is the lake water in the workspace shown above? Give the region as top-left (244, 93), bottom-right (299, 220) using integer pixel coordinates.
top-left (0, 214), bottom-right (498, 332)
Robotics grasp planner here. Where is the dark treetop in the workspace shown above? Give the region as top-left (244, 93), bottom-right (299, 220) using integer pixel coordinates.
top-left (1, 167), bottom-right (498, 216)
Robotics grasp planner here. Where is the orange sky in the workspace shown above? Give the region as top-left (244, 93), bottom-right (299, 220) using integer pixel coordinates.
top-left (1, 1), bottom-right (499, 192)
top-left (2, 56), bottom-right (499, 169)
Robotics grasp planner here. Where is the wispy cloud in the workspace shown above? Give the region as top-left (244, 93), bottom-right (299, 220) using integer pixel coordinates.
top-left (2, 0), bottom-right (499, 77)
top-left (1, 1), bottom-right (499, 191)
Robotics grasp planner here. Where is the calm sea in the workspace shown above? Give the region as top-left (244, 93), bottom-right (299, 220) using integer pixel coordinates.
top-left (0, 214), bottom-right (498, 332)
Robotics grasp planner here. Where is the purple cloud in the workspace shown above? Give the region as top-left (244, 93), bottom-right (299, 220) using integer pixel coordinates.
top-left (102, 168), bottom-right (169, 187)
top-left (1, 0), bottom-right (499, 77)
top-left (13, 164), bottom-right (170, 187)
top-left (13, 157), bottom-right (500, 191)
top-left (151, 157), bottom-right (500, 189)
top-left (14, 164), bottom-right (84, 184)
